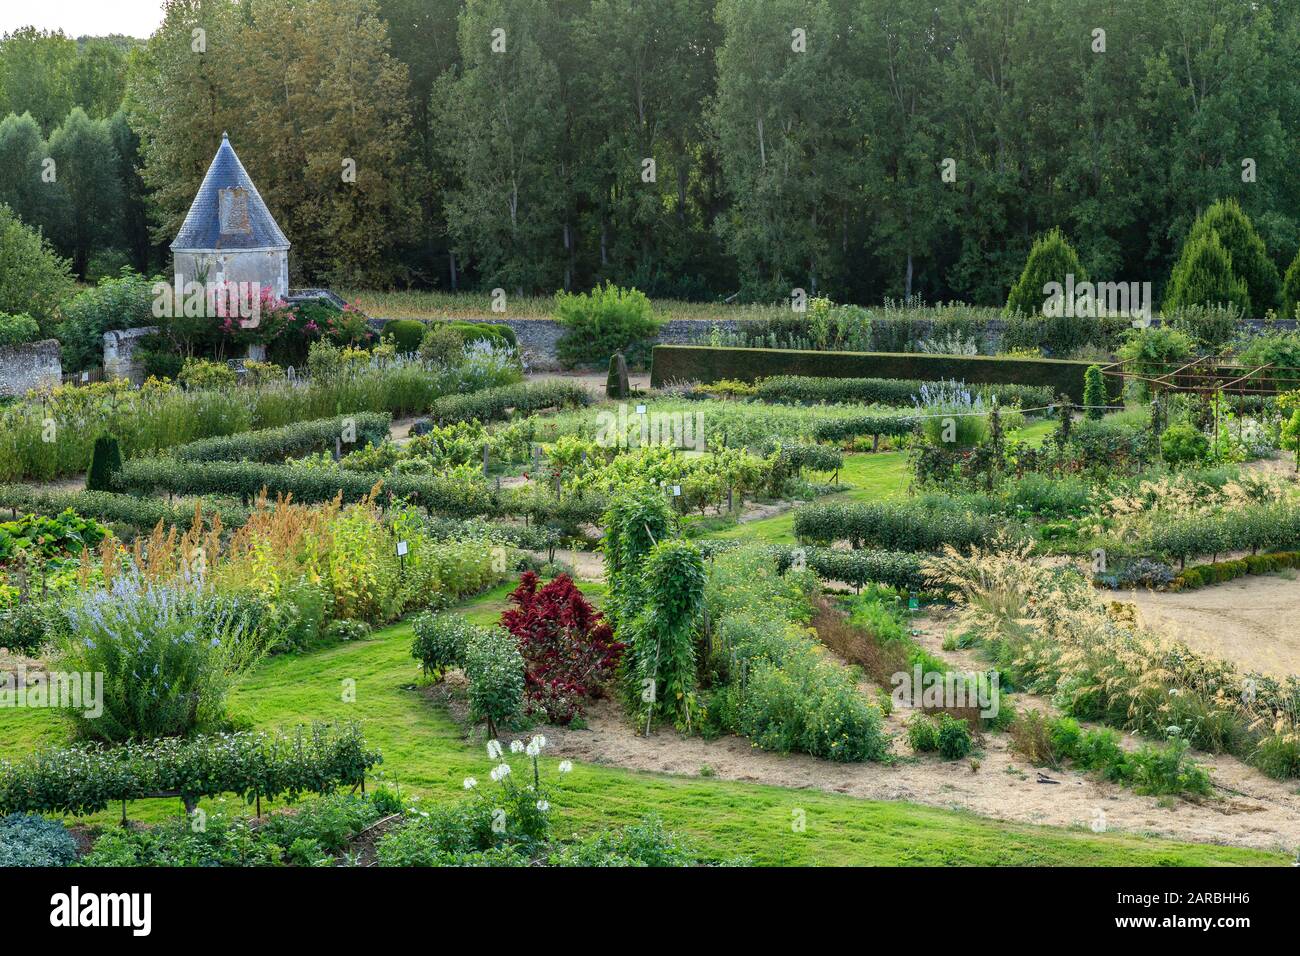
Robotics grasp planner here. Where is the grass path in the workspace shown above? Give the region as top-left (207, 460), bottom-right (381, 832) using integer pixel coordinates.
top-left (0, 576), bottom-right (1285, 865)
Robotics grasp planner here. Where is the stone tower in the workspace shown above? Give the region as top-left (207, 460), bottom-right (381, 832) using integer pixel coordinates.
top-left (171, 133), bottom-right (290, 298)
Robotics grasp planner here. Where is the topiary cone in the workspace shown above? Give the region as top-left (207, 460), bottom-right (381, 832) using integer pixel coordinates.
top-left (87, 434), bottom-right (123, 492)
top-left (607, 351), bottom-right (631, 399)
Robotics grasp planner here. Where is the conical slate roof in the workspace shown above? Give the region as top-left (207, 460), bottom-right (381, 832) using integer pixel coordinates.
top-left (171, 133), bottom-right (290, 252)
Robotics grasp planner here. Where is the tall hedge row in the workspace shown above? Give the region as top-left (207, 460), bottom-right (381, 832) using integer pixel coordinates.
top-left (652, 345), bottom-right (1094, 400)
top-left (793, 501), bottom-right (998, 552)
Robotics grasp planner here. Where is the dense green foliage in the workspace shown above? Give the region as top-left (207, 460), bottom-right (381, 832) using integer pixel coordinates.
top-left (756, 374), bottom-right (1053, 409)
top-left (555, 283), bottom-right (662, 366)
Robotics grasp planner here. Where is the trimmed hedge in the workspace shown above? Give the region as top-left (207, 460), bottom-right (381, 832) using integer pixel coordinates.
top-left (1172, 551), bottom-right (1300, 591)
top-left (110, 459), bottom-right (603, 526)
top-left (651, 344), bottom-right (1097, 401)
top-left (170, 413), bottom-right (392, 464)
top-left (772, 545), bottom-right (926, 592)
top-left (755, 374), bottom-right (1054, 409)
top-left (428, 380), bottom-right (591, 425)
top-left (793, 501), bottom-right (997, 552)
top-left (0, 723), bottom-right (380, 818)
top-left (0, 483), bottom-right (250, 532)
top-left (114, 458), bottom-right (498, 514)
top-left (812, 414), bottom-right (918, 445)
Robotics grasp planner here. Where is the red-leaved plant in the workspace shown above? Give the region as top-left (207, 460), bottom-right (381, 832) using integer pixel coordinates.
top-left (500, 572), bottom-right (625, 724)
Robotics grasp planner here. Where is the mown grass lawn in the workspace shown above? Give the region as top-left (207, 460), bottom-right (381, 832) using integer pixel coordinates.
top-left (1, 575), bottom-right (1285, 866)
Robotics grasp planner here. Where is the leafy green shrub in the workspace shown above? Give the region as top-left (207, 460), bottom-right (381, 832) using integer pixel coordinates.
top-left (1005, 227), bottom-right (1086, 320)
top-left (85, 434), bottom-right (122, 492)
top-left (259, 793), bottom-right (382, 854)
top-left (178, 357), bottom-right (237, 390)
top-left (736, 644), bottom-right (888, 762)
top-left (936, 714), bottom-right (973, 759)
top-left (0, 813), bottom-right (78, 866)
top-left (80, 812), bottom-right (282, 867)
top-left (0, 723), bottom-right (380, 817)
top-left (548, 815), bottom-right (700, 867)
top-left (1167, 304), bottom-right (1242, 354)
top-left (555, 283), bottom-right (661, 366)
top-left (462, 626), bottom-right (525, 736)
top-left (374, 801), bottom-right (504, 865)
top-left (1163, 229), bottom-right (1251, 315)
top-left (906, 713), bottom-right (940, 753)
top-left (411, 611), bottom-right (475, 679)
top-left (0, 602), bottom-right (55, 655)
top-left (1160, 423), bottom-right (1210, 465)
top-left (383, 319), bottom-right (427, 353)
top-left (1126, 737), bottom-right (1212, 796)
top-left (417, 323), bottom-right (466, 365)
top-left (0, 311), bottom-right (40, 347)
top-left (55, 268), bottom-right (158, 371)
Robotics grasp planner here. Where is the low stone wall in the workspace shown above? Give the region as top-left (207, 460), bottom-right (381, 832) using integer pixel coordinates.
top-left (103, 327), bottom-right (158, 384)
top-left (369, 316), bottom-right (744, 364)
top-left (0, 339), bottom-right (62, 397)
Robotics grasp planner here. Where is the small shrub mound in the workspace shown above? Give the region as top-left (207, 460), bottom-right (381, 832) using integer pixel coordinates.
top-left (555, 283), bottom-right (661, 367)
top-left (1009, 713), bottom-right (1212, 797)
top-left (411, 611), bottom-right (477, 679)
top-left (0, 813), bottom-right (78, 866)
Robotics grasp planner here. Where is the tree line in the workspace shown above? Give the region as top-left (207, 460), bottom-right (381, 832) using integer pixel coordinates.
top-left (1, 0), bottom-right (1299, 309)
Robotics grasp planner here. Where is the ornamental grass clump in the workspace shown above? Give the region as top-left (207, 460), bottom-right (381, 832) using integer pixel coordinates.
top-left (923, 541), bottom-right (1300, 779)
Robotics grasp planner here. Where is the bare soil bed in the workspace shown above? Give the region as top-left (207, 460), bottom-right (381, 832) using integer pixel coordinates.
top-left (1128, 574), bottom-right (1300, 679)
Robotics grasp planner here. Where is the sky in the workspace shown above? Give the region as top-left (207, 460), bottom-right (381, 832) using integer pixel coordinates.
top-left (0, 0), bottom-right (166, 39)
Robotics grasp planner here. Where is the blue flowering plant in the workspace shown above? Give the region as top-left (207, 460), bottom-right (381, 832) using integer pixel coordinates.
top-left (53, 569), bottom-right (274, 742)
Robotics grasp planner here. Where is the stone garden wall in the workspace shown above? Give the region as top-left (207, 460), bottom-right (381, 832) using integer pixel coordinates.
top-left (0, 339), bottom-right (61, 397)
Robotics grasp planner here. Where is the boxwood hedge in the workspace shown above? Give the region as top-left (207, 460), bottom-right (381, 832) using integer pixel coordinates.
top-left (0, 483), bottom-right (250, 532)
top-left (651, 344), bottom-right (1096, 401)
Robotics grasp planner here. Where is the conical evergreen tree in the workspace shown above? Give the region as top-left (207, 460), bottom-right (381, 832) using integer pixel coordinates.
top-left (1163, 229), bottom-right (1251, 316)
top-left (1005, 227), bottom-right (1086, 318)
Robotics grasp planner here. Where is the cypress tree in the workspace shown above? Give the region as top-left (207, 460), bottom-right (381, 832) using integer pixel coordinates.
top-left (1005, 227), bottom-right (1086, 318)
top-left (1163, 230), bottom-right (1251, 316)
top-left (1083, 365), bottom-right (1106, 420)
top-left (86, 434), bottom-right (123, 491)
